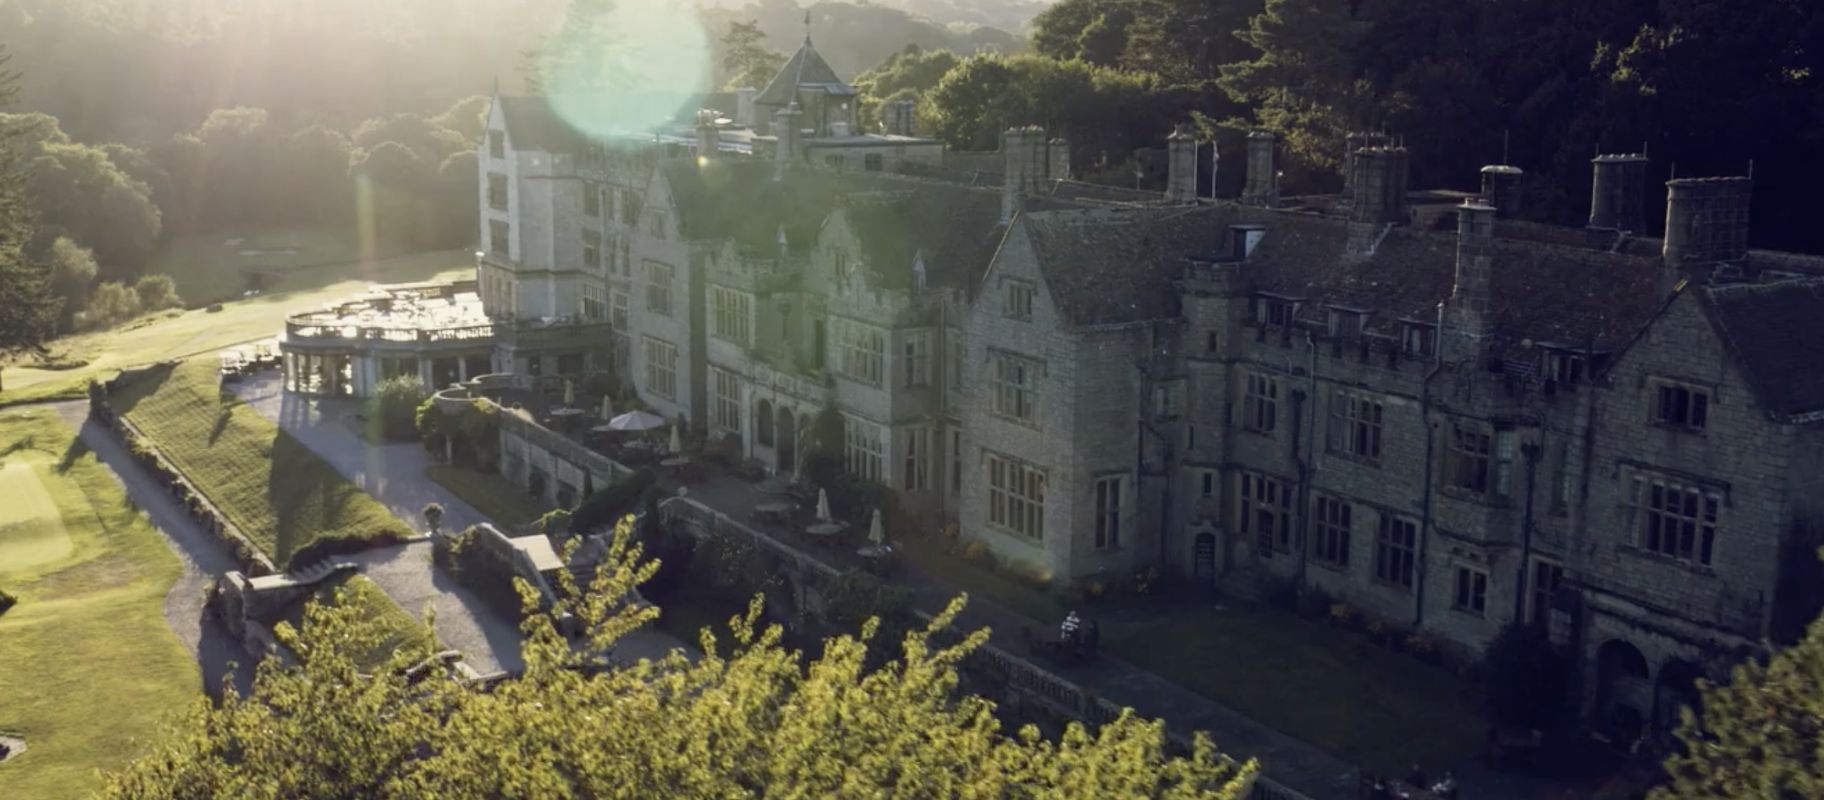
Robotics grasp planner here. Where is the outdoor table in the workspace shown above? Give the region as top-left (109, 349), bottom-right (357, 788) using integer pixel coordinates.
top-left (804, 522), bottom-right (844, 541)
top-left (754, 501), bottom-right (794, 523)
top-left (857, 545), bottom-right (890, 559)
top-left (659, 456), bottom-right (691, 469)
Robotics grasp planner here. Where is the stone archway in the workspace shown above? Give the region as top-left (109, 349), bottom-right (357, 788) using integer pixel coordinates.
top-left (756, 399), bottom-right (775, 448)
top-left (776, 407), bottom-right (798, 475)
top-left (1596, 639), bottom-right (1651, 746)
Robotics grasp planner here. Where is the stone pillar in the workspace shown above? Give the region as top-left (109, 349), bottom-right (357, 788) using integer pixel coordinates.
top-left (1480, 165), bottom-right (1524, 218)
top-left (1165, 123), bottom-right (1198, 205)
top-left (1048, 137), bottom-right (1071, 182)
top-left (1241, 130), bottom-right (1278, 207)
top-left (1001, 126), bottom-right (1046, 223)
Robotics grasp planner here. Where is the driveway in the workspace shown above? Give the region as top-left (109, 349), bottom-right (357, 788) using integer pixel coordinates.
top-left (228, 374), bottom-right (688, 670)
top-left (52, 401), bottom-right (255, 698)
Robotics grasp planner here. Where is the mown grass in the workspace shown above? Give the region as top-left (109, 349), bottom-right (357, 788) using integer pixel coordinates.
top-left (272, 573), bottom-right (438, 671)
top-left (0, 408), bottom-right (198, 799)
top-left (1103, 604), bottom-right (1486, 776)
top-left (112, 359), bottom-right (412, 565)
top-left (424, 465), bottom-right (548, 530)
top-left (0, 246), bottom-right (470, 407)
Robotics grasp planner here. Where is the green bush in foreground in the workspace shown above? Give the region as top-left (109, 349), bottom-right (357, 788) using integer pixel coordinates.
top-left (365, 375), bottom-right (427, 442)
top-left (105, 520), bottom-right (1256, 799)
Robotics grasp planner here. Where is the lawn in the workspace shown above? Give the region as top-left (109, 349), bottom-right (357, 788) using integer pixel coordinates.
top-left (272, 573), bottom-right (438, 670)
top-left (144, 227), bottom-right (420, 307)
top-left (1103, 603), bottom-right (1487, 775)
top-left (425, 465), bottom-right (549, 530)
top-left (898, 535), bottom-right (1485, 775)
top-left (0, 408), bottom-right (199, 799)
top-left (0, 246), bottom-right (471, 407)
top-left (111, 358), bottom-right (413, 566)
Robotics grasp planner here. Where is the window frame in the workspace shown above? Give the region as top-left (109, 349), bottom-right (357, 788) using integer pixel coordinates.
top-left (835, 318), bottom-right (886, 387)
top-left (1311, 495), bottom-right (1352, 568)
top-left (1453, 565), bottom-right (1489, 616)
top-left (903, 331), bottom-right (932, 387)
top-left (710, 285), bottom-right (752, 348)
top-left (1094, 475), bottom-right (1122, 550)
top-left (1002, 280), bottom-right (1035, 321)
top-left (1243, 371), bottom-right (1279, 434)
top-left (843, 415), bottom-right (884, 483)
top-left (1651, 380), bottom-right (1711, 432)
top-left (1374, 513), bottom-right (1417, 589)
top-left (1327, 389), bottom-right (1384, 463)
top-left (1629, 472), bottom-right (1721, 566)
top-left (989, 350), bottom-right (1040, 424)
top-left (710, 366), bottom-right (741, 434)
top-left (487, 173), bottom-right (509, 211)
top-left (903, 426), bottom-right (930, 492)
top-left (1238, 472), bottom-right (1291, 556)
top-left (643, 261), bottom-right (674, 317)
top-left (642, 336), bottom-right (678, 400)
top-left (986, 452), bottom-right (1045, 541)
top-left (489, 220), bottom-right (510, 257)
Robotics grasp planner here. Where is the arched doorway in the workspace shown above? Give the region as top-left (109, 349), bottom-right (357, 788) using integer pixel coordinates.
top-left (1596, 639), bottom-right (1651, 747)
top-left (756, 399), bottom-right (775, 447)
top-left (776, 407), bottom-right (798, 475)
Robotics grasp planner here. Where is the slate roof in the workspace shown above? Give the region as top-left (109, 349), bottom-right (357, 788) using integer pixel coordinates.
top-left (657, 162), bottom-right (1003, 290)
top-left (1702, 278), bottom-right (1824, 419)
top-left (1021, 201), bottom-right (1671, 347)
top-left (843, 186), bottom-right (1006, 290)
top-left (755, 39), bottom-right (855, 107)
top-left (498, 96), bottom-right (589, 154)
top-left (1023, 206), bottom-right (1232, 326)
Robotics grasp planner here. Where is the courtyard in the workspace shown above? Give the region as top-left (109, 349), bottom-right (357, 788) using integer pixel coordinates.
top-left (0, 408), bottom-right (199, 799)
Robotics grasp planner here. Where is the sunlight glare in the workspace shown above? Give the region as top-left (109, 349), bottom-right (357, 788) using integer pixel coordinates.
top-left (546, 0), bottom-right (712, 137)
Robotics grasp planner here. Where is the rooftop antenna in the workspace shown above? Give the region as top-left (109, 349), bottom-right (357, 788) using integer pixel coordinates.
top-left (804, 10), bottom-right (812, 43)
top-left (1502, 129), bottom-right (1510, 165)
top-left (492, 73), bottom-right (501, 96)
top-left (1748, 159), bottom-right (1755, 179)
top-left (1641, 140), bottom-right (1648, 158)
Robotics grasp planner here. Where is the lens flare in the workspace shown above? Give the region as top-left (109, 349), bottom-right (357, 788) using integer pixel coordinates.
top-left (545, 0), bottom-right (712, 138)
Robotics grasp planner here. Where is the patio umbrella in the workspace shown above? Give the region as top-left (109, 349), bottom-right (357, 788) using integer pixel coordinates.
top-left (603, 410), bottom-right (667, 431)
top-left (816, 489), bottom-right (832, 523)
top-left (563, 379), bottom-right (575, 408)
top-left (668, 423), bottom-right (683, 455)
top-left (868, 508), bottom-right (884, 546)
top-left (599, 395), bottom-right (613, 420)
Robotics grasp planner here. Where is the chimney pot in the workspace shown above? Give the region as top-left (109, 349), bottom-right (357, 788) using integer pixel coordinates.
top-left (1242, 130), bottom-right (1278, 207)
top-left (1663, 176), bottom-right (1752, 265)
top-left (1589, 153), bottom-right (1649, 233)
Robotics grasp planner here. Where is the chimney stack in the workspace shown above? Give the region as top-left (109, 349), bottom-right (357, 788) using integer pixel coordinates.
top-left (1479, 165), bottom-right (1523, 219)
top-left (774, 104), bottom-right (802, 180)
top-left (1166, 123), bottom-right (1198, 205)
top-left (1445, 201), bottom-right (1498, 360)
top-left (1663, 176), bottom-right (1752, 265)
top-left (696, 112), bottom-right (719, 161)
top-left (1343, 131), bottom-right (1391, 199)
top-left (1242, 130), bottom-right (1278, 207)
top-left (1001, 126), bottom-right (1047, 223)
top-left (1349, 146), bottom-right (1410, 225)
top-left (735, 87), bottom-right (759, 129)
top-left (1589, 153), bottom-right (1649, 233)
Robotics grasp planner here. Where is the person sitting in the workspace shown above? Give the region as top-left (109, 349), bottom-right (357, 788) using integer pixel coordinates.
top-left (1060, 611), bottom-right (1081, 645)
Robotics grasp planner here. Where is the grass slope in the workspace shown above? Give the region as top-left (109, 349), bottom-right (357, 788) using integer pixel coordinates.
top-left (113, 359), bottom-right (412, 565)
top-left (424, 465), bottom-right (548, 529)
top-left (273, 573), bottom-right (438, 670)
top-left (0, 408), bottom-right (198, 799)
top-left (1, 246), bottom-right (470, 407)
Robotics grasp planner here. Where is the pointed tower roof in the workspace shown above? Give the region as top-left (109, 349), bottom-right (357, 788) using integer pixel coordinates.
top-left (755, 35), bottom-right (855, 107)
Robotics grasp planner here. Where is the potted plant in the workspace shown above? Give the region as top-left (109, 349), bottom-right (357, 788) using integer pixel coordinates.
top-left (422, 502), bottom-right (446, 537)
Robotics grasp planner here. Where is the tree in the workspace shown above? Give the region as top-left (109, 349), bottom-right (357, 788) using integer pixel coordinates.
top-left (1653, 604), bottom-right (1824, 798)
top-left (132, 273), bottom-right (182, 313)
top-left (46, 236), bottom-right (98, 333)
top-left (1031, 0), bottom-right (1133, 61)
top-left (100, 518), bottom-right (1257, 798)
top-left (0, 44), bottom-right (58, 391)
top-left (1218, 0), bottom-right (1374, 172)
top-left (1120, 0), bottom-right (1262, 81)
top-left (3, 112), bottom-right (162, 278)
top-left (719, 19), bottom-right (786, 90)
top-left (78, 281), bottom-right (140, 331)
top-left (1482, 623), bottom-right (1568, 733)
top-left (366, 375), bottom-right (429, 442)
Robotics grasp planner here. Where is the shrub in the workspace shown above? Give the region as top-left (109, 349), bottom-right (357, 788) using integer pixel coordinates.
top-left (1328, 602), bottom-right (1361, 629)
top-left (1403, 631), bottom-right (1440, 663)
top-left (960, 540), bottom-right (994, 570)
top-left (537, 508), bottom-right (572, 537)
top-left (457, 400), bottom-right (500, 467)
top-left (133, 273), bottom-right (184, 312)
top-left (1483, 622), bottom-right (1569, 730)
top-left (78, 280), bottom-right (141, 330)
top-left (571, 468), bottom-right (656, 536)
top-left (422, 502), bottom-right (446, 535)
top-left (285, 529), bottom-right (410, 572)
top-left (415, 397), bottom-right (446, 453)
top-left (366, 376), bottom-right (428, 442)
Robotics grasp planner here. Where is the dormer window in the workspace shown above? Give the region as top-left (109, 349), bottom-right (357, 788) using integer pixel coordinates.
top-left (1543, 349), bottom-right (1584, 386)
top-left (1327, 308), bottom-right (1367, 339)
top-left (1401, 321), bottom-right (1437, 357)
top-left (1252, 296), bottom-right (1295, 326)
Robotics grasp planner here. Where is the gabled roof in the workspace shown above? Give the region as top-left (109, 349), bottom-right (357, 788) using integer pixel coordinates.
top-left (755, 39), bottom-right (856, 107)
top-left (497, 96), bottom-right (588, 154)
top-left (843, 186), bottom-right (1005, 290)
top-left (1702, 278), bottom-right (1824, 420)
top-left (1023, 206), bottom-right (1232, 326)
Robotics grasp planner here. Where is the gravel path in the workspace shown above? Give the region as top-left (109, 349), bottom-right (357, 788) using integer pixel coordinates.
top-left (51, 401), bottom-right (255, 697)
top-left (227, 375), bottom-right (688, 672)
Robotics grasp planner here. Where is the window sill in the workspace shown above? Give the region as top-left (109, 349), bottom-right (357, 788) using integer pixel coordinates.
top-left (990, 412), bottom-right (1043, 431)
top-left (1325, 450), bottom-right (1382, 469)
top-left (1369, 578), bottom-right (1415, 593)
top-left (1438, 486), bottom-right (1514, 509)
top-left (1648, 422), bottom-right (1708, 436)
top-left (1242, 426), bottom-right (1277, 439)
top-left (1617, 545), bottom-right (1717, 576)
top-left (1450, 606), bottom-right (1488, 620)
top-left (1310, 559), bottom-right (1350, 575)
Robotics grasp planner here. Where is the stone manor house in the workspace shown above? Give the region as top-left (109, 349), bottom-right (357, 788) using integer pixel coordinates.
top-left (455, 35), bottom-right (1824, 734)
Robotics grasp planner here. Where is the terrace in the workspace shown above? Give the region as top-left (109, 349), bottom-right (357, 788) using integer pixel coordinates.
top-left (279, 282), bottom-right (498, 397)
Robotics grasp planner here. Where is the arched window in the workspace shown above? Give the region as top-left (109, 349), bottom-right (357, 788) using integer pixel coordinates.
top-left (757, 399), bottom-right (775, 446)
